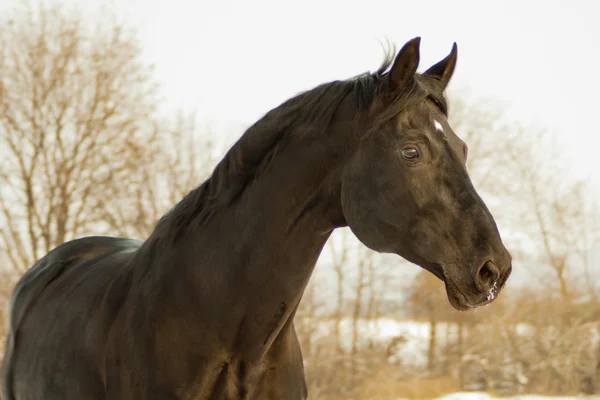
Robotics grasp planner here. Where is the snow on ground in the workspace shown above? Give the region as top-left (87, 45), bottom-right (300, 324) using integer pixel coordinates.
top-left (299, 317), bottom-right (461, 367)
top-left (434, 393), bottom-right (600, 400)
top-left (301, 317), bottom-right (537, 368)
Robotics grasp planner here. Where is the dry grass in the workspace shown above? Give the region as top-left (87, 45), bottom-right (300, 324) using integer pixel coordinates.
top-left (353, 365), bottom-right (459, 400)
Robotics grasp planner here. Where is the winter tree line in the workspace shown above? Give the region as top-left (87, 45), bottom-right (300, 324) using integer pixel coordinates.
top-left (0, 3), bottom-right (599, 399)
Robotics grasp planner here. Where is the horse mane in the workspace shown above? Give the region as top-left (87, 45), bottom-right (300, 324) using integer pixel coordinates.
top-left (147, 48), bottom-right (447, 245)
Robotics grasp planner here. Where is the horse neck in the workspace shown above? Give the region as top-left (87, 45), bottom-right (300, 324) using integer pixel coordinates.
top-left (182, 100), bottom-right (356, 287)
top-left (209, 124), bottom-right (347, 290)
top-left (138, 110), bottom-right (354, 355)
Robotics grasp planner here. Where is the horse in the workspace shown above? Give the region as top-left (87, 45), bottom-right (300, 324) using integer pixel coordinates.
top-left (0, 37), bottom-right (512, 399)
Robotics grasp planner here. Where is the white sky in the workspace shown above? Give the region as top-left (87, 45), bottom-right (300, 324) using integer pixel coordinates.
top-left (108, 0), bottom-right (600, 188)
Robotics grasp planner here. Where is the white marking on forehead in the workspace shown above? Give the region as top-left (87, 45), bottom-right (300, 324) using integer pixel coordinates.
top-left (434, 119), bottom-right (445, 136)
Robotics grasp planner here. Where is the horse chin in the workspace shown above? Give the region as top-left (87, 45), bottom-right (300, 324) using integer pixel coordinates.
top-left (446, 289), bottom-right (472, 311)
top-left (444, 280), bottom-right (475, 311)
top-left (415, 261), bottom-right (474, 311)
top-left (444, 278), bottom-right (502, 311)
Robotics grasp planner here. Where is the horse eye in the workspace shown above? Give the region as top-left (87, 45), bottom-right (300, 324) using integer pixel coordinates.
top-left (401, 147), bottom-right (420, 160)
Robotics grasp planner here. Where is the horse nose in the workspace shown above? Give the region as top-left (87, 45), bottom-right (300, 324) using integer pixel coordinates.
top-left (475, 260), bottom-right (500, 290)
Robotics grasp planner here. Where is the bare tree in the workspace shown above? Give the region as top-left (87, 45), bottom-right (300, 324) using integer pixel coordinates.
top-left (326, 229), bottom-right (352, 353)
top-left (0, 3), bottom-right (161, 271)
top-left (96, 113), bottom-right (217, 239)
top-left (0, 269), bottom-right (19, 360)
top-left (350, 246), bottom-right (371, 355)
top-left (511, 127), bottom-right (600, 303)
top-left (405, 270), bottom-right (452, 372)
top-left (448, 95), bottom-right (519, 194)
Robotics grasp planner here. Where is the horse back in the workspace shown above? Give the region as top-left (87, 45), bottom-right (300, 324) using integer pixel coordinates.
top-left (1, 236), bottom-right (141, 400)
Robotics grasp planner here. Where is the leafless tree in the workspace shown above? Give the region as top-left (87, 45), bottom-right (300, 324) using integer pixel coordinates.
top-left (0, 270), bottom-right (19, 359)
top-left (95, 113), bottom-right (217, 239)
top-left (0, 3), bottom-right (161, 271)
top-left (326, 229), bottom-right (352, 353)
top-left (511, 127), bottom-right (600, 303)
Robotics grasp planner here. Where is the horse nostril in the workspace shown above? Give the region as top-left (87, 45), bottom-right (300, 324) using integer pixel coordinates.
top-left (476, 260), bottom-right (500, 289)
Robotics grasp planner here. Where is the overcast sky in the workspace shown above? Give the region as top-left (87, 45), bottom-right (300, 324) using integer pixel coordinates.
top-left (112, 0), bottom-right (600, 188)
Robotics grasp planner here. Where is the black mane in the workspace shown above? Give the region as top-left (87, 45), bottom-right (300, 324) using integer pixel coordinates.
top-left (148, 51), bottom-right (447, 245)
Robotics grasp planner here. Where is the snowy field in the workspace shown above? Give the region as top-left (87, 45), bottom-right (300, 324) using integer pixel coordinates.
top-left (300, 317), bottom-right (534, 367)
top-left (302, 318), bottom-right (600, 399)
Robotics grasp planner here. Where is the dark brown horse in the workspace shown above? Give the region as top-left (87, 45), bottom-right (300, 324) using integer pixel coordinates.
top-left (1, 38), bottom-right (511, 399)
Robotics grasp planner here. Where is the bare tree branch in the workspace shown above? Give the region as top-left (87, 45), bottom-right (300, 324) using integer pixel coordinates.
top-left (0, 3), bottom-right (161, 271)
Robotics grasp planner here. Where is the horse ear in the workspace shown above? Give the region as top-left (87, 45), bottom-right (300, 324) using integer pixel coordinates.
top-left (423, 42), bottom-right (458, 90)
top-left (388, 37), bottom-right (421, 89)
